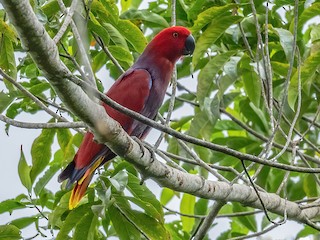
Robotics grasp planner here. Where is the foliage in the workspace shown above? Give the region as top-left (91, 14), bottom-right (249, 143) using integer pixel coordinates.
top-left (0, 0), bottom-right (320, 239)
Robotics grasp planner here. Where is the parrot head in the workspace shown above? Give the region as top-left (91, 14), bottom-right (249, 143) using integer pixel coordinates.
top-left (143, 26), bottom-right (195, 63)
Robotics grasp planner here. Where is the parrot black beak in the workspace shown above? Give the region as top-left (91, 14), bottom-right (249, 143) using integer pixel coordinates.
top-left (183, 34), bottom-right (195, 55)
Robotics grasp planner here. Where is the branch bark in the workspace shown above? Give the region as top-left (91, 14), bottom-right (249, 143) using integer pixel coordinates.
top-left (2, 0), bottom-right (320, 230)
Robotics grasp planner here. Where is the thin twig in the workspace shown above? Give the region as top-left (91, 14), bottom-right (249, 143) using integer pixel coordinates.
top-left (269, 46), bottom-right (301, 161)
top-left (192, 201), bottom-right (226, 240)
top-left (300, 105), bottom-right (320, 139)
top-left (264, 0), bottom-right (274, 132)
top-left (60, 43), bottom-right (91, 84)
top-left (158, 115), bottom-right (231, 183)
top-left (163, 205), bottom-right (205, 219)
top-left (229, 221), bottom-right (280, 240)
top-left (144, 141), bottom-right (187, 172)
top-left (240, 160), bottom-right (285, 226)
top-left (28, 193), bottom-right (48, 221)
top-left (262, 0), bottom-right (299, 158)
top-left (273, 100), bottom-right (320, 154)
top-left (0, 114), bottom-right (86, 129)
top-left (93, 34), bottom-right (125, 74)
top-left (250, 0), bottom-right (271, 119)
top-left (114, 203), bottom-right (150, 240)
top-left (53, 0), bottom-right (78, 43)
top-left (154, 0), bottom-right (177, 148)
top-left (56, 0), bottom-right (97, 88)
top-left (0, 69), bottom-right (67, 122)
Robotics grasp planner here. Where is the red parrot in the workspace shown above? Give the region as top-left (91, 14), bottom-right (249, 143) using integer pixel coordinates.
top-left (58, 26), bottom-right (195, 209)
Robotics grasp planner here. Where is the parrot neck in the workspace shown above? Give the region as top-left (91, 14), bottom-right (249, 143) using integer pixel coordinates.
top-left (134, 53), bottom-right (175, 85)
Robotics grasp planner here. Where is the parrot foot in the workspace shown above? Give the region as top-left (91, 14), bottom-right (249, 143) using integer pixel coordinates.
top-left (131, 136), bottom-right (156, 162)
top-left (131, 136), bottom-right (156, 185)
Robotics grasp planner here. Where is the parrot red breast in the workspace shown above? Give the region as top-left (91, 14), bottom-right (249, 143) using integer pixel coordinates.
top-left (58, 26), bottom-right (195, 209)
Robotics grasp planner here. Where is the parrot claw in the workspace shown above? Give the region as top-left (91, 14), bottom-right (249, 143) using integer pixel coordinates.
top-left (139, 175), bottom-right (146, 185)
top-left (131, 136), bottom-right (156, 185)
top-left (131, 136), bottom-right (156, 163)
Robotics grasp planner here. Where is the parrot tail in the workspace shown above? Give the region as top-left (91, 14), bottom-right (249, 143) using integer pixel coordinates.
top-left (69, 156), bottom-right (105, 209)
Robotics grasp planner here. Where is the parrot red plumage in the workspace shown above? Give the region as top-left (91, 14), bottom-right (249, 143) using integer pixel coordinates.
top-left (58, 26), bottom-right (195, 209)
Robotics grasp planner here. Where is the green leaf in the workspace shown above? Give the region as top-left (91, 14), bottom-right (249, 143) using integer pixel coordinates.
top-left (0, 225), bottom-right (21, 240)
top-left (303, 174), bottom-right (317, 197)
top-left (30, 127), bottom-right (56, 183)
top-left (108, 204), bottom-right (140, 240)
top-left (56, 203), bottom-right (92, 240)
top-left (192, 15), bottom-right (242, 67)
top-left (194, 198), bottom-right (208, 215)
top-left (121, 0), bottom-right (132, 12)
top-left (288, 50), bottom-right (320, 110)
top-left (271, 61), bottom-right (293, 77)
top-left (48, 192), bottom-right (70, 228)
top-left (128, 210), bottom-right (170, 240)
top-left (189, 107), bottom-right (215, 139)
top-left (88, 13), bottom-right (110, 45)
top-left (112, 196), bottom-right (169, 240)
top-left (249, 102), bottom-right (269, 132)
top-left (120, 9), bottom-right (169, 28)
top-left (180, 193), bottom-right (195, 232)
top-left (92, 51), bottom-right (107, 73)
top-left (214, 120), bottom-right (243, 131)
top-left (166, 220), bottom-right (189, 239)
top-left (57, 128), bottom-right (72, 153)
top-left (160, 188), bottom-right (175, 206)
top-left (191, 4), bottom-right (237, 33)
top-left (0, 35), bottom-right (17, 89)
top-left (116, 19), bottom-right (147, 53)
top-left (34, 163), bottom-right (60, 196)
top-left (24, 64), bottom-right (39, 79)
top-left (126, 173), bottom-right (163, 218)
top-left (230, 220), bottom-right (249, 236)
top-left (102, 23), bottom-right (129, 50)
top-left (28, 82), bottom-right (50, 95)
top-left (0, 19), bottom-right (17, 43)
top-left (297, 225), bottom-right (320, 238)
top-left (122, 196), bottom-right (162, 222)
top-left (91, 0), bottom-right (119, 25)
top-left (272, 27), bottom-right (294, 62)
top-left (187, 0), bottom-right (207, 20)
top-left (213, 136), bottom-right (255, 150)
top-left (109, 45), bottom-right (133, 65)
top-left (0, 199), bottom-right (25, 214)
top-left (18, 147), bottom-right (32, 192)
top-left (0, 91), bottom-right (15, 114)
top-left (239, 99), bottom-right (268, 133)
top-left (202, 96), bottom-right (220, 126)
top-left (233, 203), bottom-right (257, 232)
top-left (73, 211), bottom-right (98, 240)
top-left (296, 2), bottom-right (320, 35)
top-left (109, 171), bottom-right (128, 192)
top-left (239, 54), bottom-right (261, 107)
top-left (197, 51), bottom-right (236, 104)
top-left (41, 0), bottom-right (72, 18)
top-left (10, 217), bottom-right (37, 229)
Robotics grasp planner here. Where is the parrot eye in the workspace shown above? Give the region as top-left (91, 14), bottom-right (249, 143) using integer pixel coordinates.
top-left (172, 32), bottom-right (179, 38)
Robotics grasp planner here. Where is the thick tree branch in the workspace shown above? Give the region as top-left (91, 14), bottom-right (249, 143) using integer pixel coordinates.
top-left (2, 0), bottom-right (320, 230)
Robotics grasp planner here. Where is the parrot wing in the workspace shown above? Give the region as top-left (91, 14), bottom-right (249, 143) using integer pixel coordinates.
top-left (58, 68), bottom-right (153, 209)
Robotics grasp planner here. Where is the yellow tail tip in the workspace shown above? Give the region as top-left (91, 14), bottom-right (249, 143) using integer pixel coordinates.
top-left (68, 175), bottom-right (92, 210)
top-left (68, 157), bottom-right (105, 210)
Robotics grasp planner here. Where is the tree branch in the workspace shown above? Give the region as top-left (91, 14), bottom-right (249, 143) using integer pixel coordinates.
top-left (0, 114), bottom-right (86, 129)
